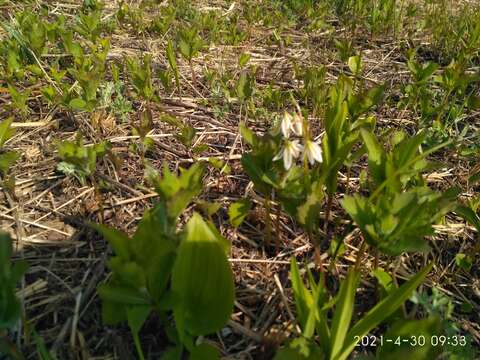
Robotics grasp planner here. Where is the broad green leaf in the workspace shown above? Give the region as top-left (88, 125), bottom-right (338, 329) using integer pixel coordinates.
top-left (347, 55), bottom-right (362, 75)
top-left (330, 269), bottom-right (360, 358)
top-left (239, 122), bottom-right (257, 146)
top-left (69, 98), bottom-right (87, 110)
top-left (228, 199), bottom-right (251, 228)
top-left (337, 263), bottom-right (433, 360)
top-left (172, 213), bottom-right (234, 338)
top-left (189, 343), bottom-right (220, 360)
top-left (97, 284), bottom-right (150, 306)
top-left (0, 151), bottom-right (19, 174)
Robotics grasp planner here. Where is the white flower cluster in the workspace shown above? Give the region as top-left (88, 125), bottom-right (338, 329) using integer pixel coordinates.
top-left (273, 112), bottom-right (323, 170)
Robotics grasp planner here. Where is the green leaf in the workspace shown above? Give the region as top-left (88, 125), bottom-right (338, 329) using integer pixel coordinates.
top-left (455, 206), bottom-right (480, 232)
top-left (92, 224), bottom-right (132, 260)
top-left (376, 317), bottom-right (442, 359)
top-left (189, 343), bottom-right (220, 360)
top-left (371, 268), bottom-right (394, 294)
top-left (166, 40), bottom-right (180, 90)
top-left (290, 258), bottom-right (312, 330)
top-left (127, 305), bottom-right (151, 335)
top-left (455, 253), bottom-right (473, 270)
top-left (0, 151), bottom-right (19, 174)
top-left (69, 98), bottom-right (87, 110)
top-left (239, 122), bottom-right (257, 146)
top-left (228, 199), bottom-right (252, 228)
top-left (347, 55), bottom-right (362, 75)
top-left (360, 128), bottom-right (385, 185)
top-left (172, 213), bottom-right (234, 338)
top-left (161, 346), bottom-right (183, 360)
top-left (336, 263), bottom-right (433, 360)
top-left (330, 269), bottom-right (360, 358)
top-left (0, 118), bottom-right (15, 147)
top-left (196, 200), bottom-right (222, 218)
top-left (238, 53), bottom-right (251, 68)
top-left (97, 284), bottom-right (150, 306)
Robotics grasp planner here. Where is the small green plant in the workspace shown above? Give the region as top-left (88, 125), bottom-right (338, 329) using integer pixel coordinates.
top-left (130, 109), bottom-right (154, 161)
top-left (177, 26), bottom-right (205, 87)
top-left (96, 163), bottom-right (235, 359)
top-left (126, 54), bottom-right (157, 103)
top-left (275, 258), bottom-right (432, 360)
top-left (342, 129), bottom-right (458, 255)
top-left (410, 287), bottom-right (477, 359)
top-left (0, 232), bottom-right (28, 359)
top-left (66, 39), bottom-right (110, 111)
top-left (56, 134), bottom-right (111, 185)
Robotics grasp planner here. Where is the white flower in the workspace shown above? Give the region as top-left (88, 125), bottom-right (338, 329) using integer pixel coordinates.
top-left (291, 112), bottom-right (303, 136)
top-left (304, 140), bottom-right (323, 165)
top-left (279, 112), bottom-right (304, 138)
top-left (273, 139), bottom-right (303, 170)
top-left (280, 112), bottom-right (293, 138)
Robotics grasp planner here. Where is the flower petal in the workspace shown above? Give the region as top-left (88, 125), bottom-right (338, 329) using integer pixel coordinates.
top-left (281, 112), bottom-right (293, 138)
top-left (291, 113), bottom-right (303, 136)
top-left (283, 149), bottom-right (293, 170)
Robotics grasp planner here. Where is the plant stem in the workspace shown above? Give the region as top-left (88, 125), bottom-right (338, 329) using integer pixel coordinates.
top-left (133, 333), bottom-right (145, 360)
top-left (324, 193), bottom-right (333, 235)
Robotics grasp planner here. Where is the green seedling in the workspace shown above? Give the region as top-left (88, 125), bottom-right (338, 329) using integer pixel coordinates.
top-left (178, 27), bottom-right (205, 87)
top-left (166, 40), bottom-right (181, 94)
top-left (130, 109), bottom-right (154, 160)
top-left (56, 134), bottom-right (111, 185)
top-left (126, 54), bottom-right (157, 102)
top-left (342, 186), bottom-right (458, 256)
top-left (96, 163), bottom-right (234, 359)
top-left (275, 258), bottom-right (432, 360)
top-left (75, 10), bottom-right (102, 43)
top-left (0, 232), bottom-right (28, 359)
top-left (66, 39), bottom-right (110, 111)
top-left (7, 85), bottom-right (29, 116)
